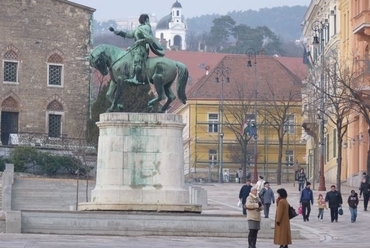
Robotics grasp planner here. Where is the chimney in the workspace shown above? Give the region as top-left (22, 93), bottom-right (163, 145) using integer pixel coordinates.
top-left (259, 48), bottom-right (265, 55)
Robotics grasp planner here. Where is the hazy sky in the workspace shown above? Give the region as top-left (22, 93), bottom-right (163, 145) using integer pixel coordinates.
top-left (72, 0), bottom-right (311, 20)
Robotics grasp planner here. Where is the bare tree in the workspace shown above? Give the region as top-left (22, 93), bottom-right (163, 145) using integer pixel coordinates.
top-left (306, 57), bottom-right (351, 192)
top-left (223, 80), bottom-right (255, 183)
top-left (337, 56), bottom-right (370, 178)
top-left (259, 77), bottom-right (301, 185)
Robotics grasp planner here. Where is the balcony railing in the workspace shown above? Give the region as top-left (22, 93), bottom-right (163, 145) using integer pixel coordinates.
top-left (1, 132), bottom-right (96, 153)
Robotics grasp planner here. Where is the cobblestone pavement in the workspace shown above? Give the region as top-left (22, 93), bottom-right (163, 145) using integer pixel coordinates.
top-left (0, 182), bottom-right (368, 247)
top-left (0, 233), bottom-right (367, 248)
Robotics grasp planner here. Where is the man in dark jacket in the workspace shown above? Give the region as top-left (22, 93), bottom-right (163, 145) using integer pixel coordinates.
top-left (325, 185), bottom-right (343, 222)
top-left (299, 181), bottom-right (314, 222)
top-left (239, 180), bottom-right (252, 215)
top-left (363, 172), bottom-right (369, 184)
top-left (348, 190), bottom-right (359, 223)
top-left (297, 168), bottom-right (307, 192)
top-left (260, 181), bottom-right (275, 218)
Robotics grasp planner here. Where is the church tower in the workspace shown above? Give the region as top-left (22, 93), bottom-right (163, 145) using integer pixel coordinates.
top-left (155, 1), bottom-right (186, 50)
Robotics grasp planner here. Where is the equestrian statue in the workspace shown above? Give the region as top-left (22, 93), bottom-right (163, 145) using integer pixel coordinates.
top-left (88, 14), bottom-right (188, 113)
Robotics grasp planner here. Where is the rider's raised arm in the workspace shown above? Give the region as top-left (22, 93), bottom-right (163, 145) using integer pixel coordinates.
top-left (124, 30), bottom-right (135, 39)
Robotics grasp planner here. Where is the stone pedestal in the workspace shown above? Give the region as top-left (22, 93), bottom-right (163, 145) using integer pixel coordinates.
top-left (79, 113), bottom-right (201, 213)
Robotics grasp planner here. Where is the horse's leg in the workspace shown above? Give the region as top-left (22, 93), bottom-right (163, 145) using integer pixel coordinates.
top-left (109, 77), bottom-right (124, 112)
top-left (161, 80), bottom-right (176, 112)
top-left (148, 70), bottom-right (165, 113)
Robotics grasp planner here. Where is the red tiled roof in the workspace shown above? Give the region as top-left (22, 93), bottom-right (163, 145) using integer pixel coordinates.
top-left (188, 55), bottom-right (301, 101)
top-left (161, 50), bottom-right (226, 88)
top-left (275, 56), bottom-right (308, 80)
top-left (169, 55), bottom-right (302, 113)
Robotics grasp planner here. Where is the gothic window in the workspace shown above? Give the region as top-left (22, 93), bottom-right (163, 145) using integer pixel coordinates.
top-left (47, 53), bottom-right (63, 86)
top-left (3, 50), bottom-right (19, 83)
top-left (47, 100), bottom-right (63, 137)
top-left (47, 100), bottom-right (63, 111)
top-left (48, 114), bottom-right (61, 137)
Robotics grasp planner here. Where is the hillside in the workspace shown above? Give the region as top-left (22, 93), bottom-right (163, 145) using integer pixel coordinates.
top-left (187, 5), bottom-right (307, 41)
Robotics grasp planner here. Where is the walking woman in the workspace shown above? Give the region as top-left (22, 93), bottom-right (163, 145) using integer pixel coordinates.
top-left (274, 188), bottom-right (292, 248)
top-left (245, 186), bottom-right (263, 248)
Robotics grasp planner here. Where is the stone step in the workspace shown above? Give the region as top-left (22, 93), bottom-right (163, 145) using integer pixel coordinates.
top-left (11, 178), bottom-right (94, 211)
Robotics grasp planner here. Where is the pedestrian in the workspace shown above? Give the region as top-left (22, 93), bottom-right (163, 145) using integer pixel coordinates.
top-left (239, 179), bottom-right (253, 215)
top-left (255, 176), bottom-right (265, 194)
top-left (274, 188), bottom-right (292, 248)
top-left (362, 172), bottom-right (369, 183)
top-left (317, 193), bottom-right (327, 221)
top-left (299, 181), bottom-right (314, 222)
top-left (259, 181), bottom-right (275, 218)
top-left (245, 186), bottom-right (263, 248)
top-left (359, 178), bottom-right (370, 211)
top-left (297, 168), bottom-right (307, 192)
top-left (325, 185), bottom-right (343, 223)
top-left (347, 190), bottom-right (359, 223)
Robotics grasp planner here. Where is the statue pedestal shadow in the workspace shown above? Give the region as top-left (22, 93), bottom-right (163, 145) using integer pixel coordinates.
top-left (79, 112), bottom-right (201, 213)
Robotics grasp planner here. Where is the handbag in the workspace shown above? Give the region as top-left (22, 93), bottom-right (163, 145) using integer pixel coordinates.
top-left (289, 205), bottom-right (298, 219)
top-left (237, 199), bottom-right (242, 207)
top-left (338, 206), bottom-right (343, 215)
top-left (298, 205), bottom-right (303, 215)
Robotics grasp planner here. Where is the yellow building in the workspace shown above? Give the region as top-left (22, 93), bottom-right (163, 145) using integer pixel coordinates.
top-left (342, 0), bottom-right (370, 186)
top-left (302, 0), bottom-right (370, 188)
top-left (172, 54), bottom-right (306, 183)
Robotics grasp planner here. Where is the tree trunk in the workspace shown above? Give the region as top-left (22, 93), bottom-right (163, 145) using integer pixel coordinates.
top-left (277, 138), bottom-right (283, 185)
top-left (337, 135), bottom-right (342, 192)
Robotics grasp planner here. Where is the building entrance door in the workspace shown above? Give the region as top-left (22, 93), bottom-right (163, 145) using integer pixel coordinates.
top-left (1, 111), bottom-right (19, 145)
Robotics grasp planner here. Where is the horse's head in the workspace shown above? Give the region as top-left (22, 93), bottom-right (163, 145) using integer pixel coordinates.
top-left (88, 47), bottom-right (109, 76)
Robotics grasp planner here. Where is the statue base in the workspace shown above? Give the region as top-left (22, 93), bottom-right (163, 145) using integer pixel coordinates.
top-left (79, 113), bottom-right (201, 213)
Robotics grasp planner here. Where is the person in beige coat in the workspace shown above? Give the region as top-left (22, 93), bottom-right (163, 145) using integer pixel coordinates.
top-left (245, 186), bottom-right (263, 248)
top-left (274, 188), bottom-right (292, 248)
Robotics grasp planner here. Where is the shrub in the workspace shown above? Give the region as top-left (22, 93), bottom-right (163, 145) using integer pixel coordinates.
top-left (0, 156), bottom-right (8, 171)
top-left (60, 155), bottom-right (85, 175)
top-left (36, 152), bottom-right (64, 175)
top-left (9, 146), bottom-right (39, 172)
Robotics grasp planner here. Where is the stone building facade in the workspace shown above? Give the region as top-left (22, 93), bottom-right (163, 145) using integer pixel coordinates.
top-left (0, 0), bottom-right (95, 146)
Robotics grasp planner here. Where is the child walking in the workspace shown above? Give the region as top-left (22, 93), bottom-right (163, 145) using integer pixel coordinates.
top-left (317, 194), bottom-right (327, 221)
top-left (348, 190), bottom-right (359, 223)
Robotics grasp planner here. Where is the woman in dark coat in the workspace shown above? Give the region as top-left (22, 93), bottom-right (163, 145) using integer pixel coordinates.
top-left (359, 178), bottom-right (370, 211)
top-left (274, 188), bottom-right (292, 248)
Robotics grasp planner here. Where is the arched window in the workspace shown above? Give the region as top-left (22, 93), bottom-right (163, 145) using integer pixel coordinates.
top-left (47, 100), bottom-right (64, 137)
top-left (47, 53), bottom-right (64, 87)
top-left (3, 50), bottom-right (19, 83)
top-left (177, 10), bottom-right (179, 16)
top-left (160, 33), bottom-right (164, 40)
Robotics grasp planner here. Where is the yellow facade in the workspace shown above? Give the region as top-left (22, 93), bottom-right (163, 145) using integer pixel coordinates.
top-left (176, 99), bottom-right (306, 182)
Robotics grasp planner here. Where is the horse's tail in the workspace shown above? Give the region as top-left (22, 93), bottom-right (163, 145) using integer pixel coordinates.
top-left (175, 62), bottom-right (188, 104)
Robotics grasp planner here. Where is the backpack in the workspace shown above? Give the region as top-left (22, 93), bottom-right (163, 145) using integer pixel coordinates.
top-left (258, 188), bottom-right (266, 203)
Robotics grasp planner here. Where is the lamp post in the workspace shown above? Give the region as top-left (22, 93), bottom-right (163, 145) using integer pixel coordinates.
top-left (246, 48), bottom-right (258, 183)
top-left (215, 61), bottom-right (230, 183)
top-left (312, 20), bottom-right (329, 191)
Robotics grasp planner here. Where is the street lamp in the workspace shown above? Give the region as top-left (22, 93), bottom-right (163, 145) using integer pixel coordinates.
top-left (215, 61), bottom-right (230, 183)
top-left (246, 48), bottom-right (258, 183)
top-left (312, 20), bottom-right (329, 191)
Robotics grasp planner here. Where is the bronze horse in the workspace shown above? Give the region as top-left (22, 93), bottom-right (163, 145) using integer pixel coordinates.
top-left (88, 44), bottom-right (188, 113)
